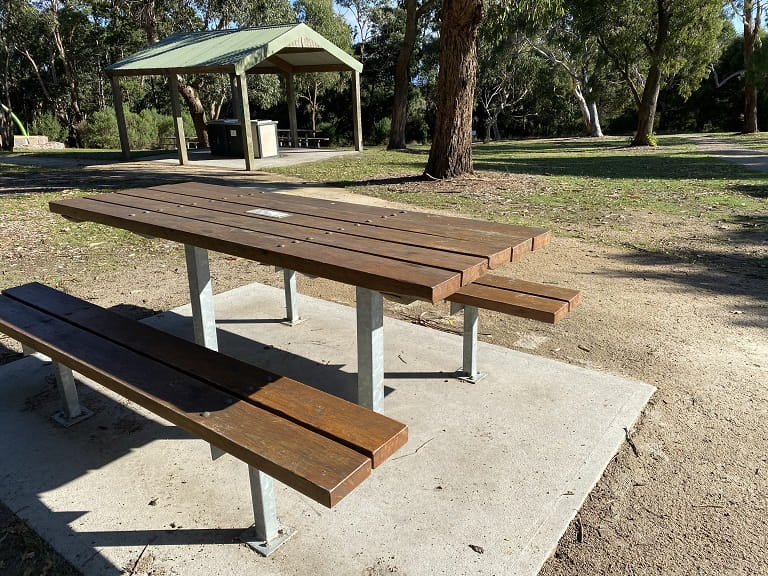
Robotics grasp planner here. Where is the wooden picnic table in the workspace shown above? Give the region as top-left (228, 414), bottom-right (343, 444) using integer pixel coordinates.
top-left (49, 181), bottom-right (551, 411)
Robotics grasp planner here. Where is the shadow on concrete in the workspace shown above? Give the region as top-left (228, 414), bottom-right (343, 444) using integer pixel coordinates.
top-left (1, 303), bottom-right (414, 574)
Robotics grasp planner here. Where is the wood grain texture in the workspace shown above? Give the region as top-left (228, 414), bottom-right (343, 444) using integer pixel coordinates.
top-left (449, 283), bottom-right (569, 323)
top-left (0, 291), bottom-right (407, 507)
top-left (4, 282), bottom-right (409, 468)
top-left (149, 182), bottom-right (544, 264)
top-left (473, 276), bottom-right (582, 310)
top-left (50, 196), bottom-right (462, 302)
top-left (85, 191), bottom-right (488, 286)
top-left (121, 186), bottom-right (510, 269)
top-left (447, 274), bottom-right (582, 324)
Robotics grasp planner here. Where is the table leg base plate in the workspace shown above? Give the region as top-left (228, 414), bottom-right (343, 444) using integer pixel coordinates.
top-left (51, 407), bottom-right (94, 428)
top-left (241, 525), bottom-right (296, 557)
top-left (455, 370), bottom-right (487, 384)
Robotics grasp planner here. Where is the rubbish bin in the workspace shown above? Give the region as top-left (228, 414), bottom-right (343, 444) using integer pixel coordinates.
top-left (206, 119), bottom-right (279, 158)
top-left (206, 119), bottom-right (241, 156)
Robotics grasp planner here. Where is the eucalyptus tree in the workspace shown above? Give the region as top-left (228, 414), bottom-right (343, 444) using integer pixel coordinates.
top-left (294, 0), bottom-right (353, 132)
top-left (731, 1), bottom-right (766, 132)
top-left (424, 0), bottom-right (562, 179)
top-left (583, 0), bottom-right (726, 146)
top-left (387, 0), bottom-right (438, 150)
top-left (336, 0), bottom-right (388, 61)
top-left (476, 34), bottom-right (542, 142)
top-left (527, 7), bottom-right (607, 137)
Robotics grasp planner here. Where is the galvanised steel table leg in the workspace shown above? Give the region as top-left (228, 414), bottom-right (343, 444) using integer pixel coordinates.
top-left (240, 466), bottom-right (295, 556)
top-left (356, 287), bottom-right (384, 412)
top-left (184, 245), bottom-right (218, 352)
top-left (184, 245), bottom-right (224, 459)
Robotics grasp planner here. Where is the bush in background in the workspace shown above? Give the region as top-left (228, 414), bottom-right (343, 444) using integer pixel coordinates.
top-left (82, 107), bottom-right (196, 149)
top-left (369, 117), bottom-right (391, 146)
top-left (30, 112), bottom-right (67, 142)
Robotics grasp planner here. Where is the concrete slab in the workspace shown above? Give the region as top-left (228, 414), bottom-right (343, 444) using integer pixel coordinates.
top-left (147, 148), bottom-right (360, 171)
top-left (0, 283), bottom-right (654, 576)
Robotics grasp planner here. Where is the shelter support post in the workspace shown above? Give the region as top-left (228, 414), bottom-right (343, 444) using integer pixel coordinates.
top-left (230, 73), bottom-right (241, 118)
top-left (286, 74), bottom-right (298, 148)
top-left (109, 75), bottom-right (130, 160)
top-left (352, 70), bottom-right (363, 152)
top-left (235, 72), bottom-right (255, 170)
top-left (168, 74), bottom-right (188, 165)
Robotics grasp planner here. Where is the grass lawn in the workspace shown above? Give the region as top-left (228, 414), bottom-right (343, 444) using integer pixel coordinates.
top-left (2, 136), bottom-right (766, 271)
top-left (268, 135), bottom-right (767, 228)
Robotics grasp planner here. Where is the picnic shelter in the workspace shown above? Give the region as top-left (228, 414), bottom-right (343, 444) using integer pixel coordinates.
top-left (105, 24), bottom-right (364, 170)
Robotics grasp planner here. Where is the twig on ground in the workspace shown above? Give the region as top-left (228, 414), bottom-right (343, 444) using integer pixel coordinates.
top-left (624, 427), bottom-right (640, 457)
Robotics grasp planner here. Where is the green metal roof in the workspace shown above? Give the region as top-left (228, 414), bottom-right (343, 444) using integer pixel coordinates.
top-left (105, 23), bottom-right (362, 77)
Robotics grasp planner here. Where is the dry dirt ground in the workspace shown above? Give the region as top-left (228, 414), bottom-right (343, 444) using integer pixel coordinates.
top-left (0, 151), bottom-right (766, 575)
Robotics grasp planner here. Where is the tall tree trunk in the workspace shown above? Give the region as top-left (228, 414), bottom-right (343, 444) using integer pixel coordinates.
top-left (573, 84), bottom-right (591, 135)
top-left (742, 0), bottom-right (761, 133)
top-left (177, 76), bottom-right (209, 147)
top-left (0, 112), bottom-right (12, 151)
top-left (424, 0), bottom-right (483, 179)
top-left (589, 101), bottom-right (603, 137)
top-left (50, 0), bottom-right (84, 146)
top-left (632, 0), bottom-right (669, 147)
top-left (388, 0), bottom-right (419, 149)
top-left (744, 83), bottom-right (759, 133)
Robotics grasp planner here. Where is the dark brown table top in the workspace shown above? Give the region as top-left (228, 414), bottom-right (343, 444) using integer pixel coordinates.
top-left (50, 182), bottom-right (550, 303)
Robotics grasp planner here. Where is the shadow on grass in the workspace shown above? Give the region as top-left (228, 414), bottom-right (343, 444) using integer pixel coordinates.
top-left (325, 174), bottom-right (427, 189)
top-left (732, 184), bottom-right (768, 199)
top-left (473, 149), bottom-right (767, 181)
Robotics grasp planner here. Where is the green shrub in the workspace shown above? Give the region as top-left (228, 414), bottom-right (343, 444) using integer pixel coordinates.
top-left (370, 117), bottom-right (391, 145)
top-left (31, 112), bottom-right (66, 142)
top-left (83, 107), bottom-right (119, 148)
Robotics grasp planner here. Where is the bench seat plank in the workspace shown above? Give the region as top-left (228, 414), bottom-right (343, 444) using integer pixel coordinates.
top-left (449, 283), bottom-right (569, 323)
top-left (50, 197), bottom-right (462, 302)
top-left (0, 294), bottom-right (376, 507)
top-left (473, 276), bottom-right (582, 310)
top-left (4, 282), bottom-right (408, 468)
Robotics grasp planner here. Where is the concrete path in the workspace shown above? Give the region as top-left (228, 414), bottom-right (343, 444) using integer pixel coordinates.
top-left (0, 282), bottom-right (654, 576)
top-left (689, 135), bottom-right (768, 172)
top-left (0, 147), bottom-right (358, 171)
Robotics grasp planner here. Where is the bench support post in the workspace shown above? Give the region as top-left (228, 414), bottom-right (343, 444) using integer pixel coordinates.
top-left (456, 305), bottom-right (486, 384)
top-left (241, 466), bottom-right (295, 556)
top-left (356, 287), bottom-right (384, 412)
top-left (184, 245), bottom-right (218, 352)
top-left (283, 269), bottom-right (302, 325)
top-left (51, 362), bottom-right (93, 427)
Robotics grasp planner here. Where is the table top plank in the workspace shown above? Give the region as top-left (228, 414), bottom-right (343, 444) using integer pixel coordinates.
top-left (152, 182), bottom-right (545, 260)
top-left (110, 190), bottom-right (489, 284)
top-left (121, 186), bottom-right (511, 269)
top-left (51, 196), bottom-right (462, 302)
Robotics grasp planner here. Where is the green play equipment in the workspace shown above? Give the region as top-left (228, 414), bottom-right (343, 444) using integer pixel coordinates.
top-left (0, 103), bottom-right (28, 137)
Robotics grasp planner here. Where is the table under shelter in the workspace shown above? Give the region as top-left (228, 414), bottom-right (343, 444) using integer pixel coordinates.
top-left (105, 24), bottom-right (363, 170)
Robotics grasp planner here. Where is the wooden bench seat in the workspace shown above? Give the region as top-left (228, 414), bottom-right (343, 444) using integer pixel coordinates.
top-left (0, 282), bottom-right (407, 555)
top-left (446, 275), bottom-right (581, 381)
